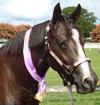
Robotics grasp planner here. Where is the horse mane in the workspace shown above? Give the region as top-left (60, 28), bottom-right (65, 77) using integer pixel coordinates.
top-left (29, 20), bottom-right (49, 48)
top-left (0, 21), bottom-right (49, 55)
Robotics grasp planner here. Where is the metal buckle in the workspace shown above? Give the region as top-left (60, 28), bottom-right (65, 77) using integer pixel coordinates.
top-left (62, 64), bottom-right (73, 75)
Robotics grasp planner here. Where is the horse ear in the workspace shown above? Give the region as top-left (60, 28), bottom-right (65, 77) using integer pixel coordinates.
top-left (69, 4), bottom-right (81, 22)
top-left (52, 3), bottom-right (61, 24)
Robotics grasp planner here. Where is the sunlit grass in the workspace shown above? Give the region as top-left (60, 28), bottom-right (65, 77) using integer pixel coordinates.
top-left (85, 48), bottom-right (100, 79)
top-left (40, 91), bottom-right (100, 105)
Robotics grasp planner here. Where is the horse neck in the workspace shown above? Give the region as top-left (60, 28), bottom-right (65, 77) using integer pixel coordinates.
top-left (27, 21), bottom-right (50, 77)
top-left (30, 39), bottom-right (49, 78)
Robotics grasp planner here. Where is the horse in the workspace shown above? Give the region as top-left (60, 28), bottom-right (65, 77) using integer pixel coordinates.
top-left (0, 3), bottom-right (98, 105)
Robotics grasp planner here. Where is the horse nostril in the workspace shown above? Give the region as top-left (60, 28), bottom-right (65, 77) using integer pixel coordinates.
top-left (83, 78), bottom-right (93, 89)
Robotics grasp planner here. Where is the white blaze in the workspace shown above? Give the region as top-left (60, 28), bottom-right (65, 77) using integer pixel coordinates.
top-left (72, 29), bottom-right (92, 81)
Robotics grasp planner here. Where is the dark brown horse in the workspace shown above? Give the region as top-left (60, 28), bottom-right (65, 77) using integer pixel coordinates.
top-left (0, 3), bottom-right (98, 105)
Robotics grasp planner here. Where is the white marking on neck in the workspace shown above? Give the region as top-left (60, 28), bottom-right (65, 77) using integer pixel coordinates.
top-left (72, 29), bottom-right (92, 80)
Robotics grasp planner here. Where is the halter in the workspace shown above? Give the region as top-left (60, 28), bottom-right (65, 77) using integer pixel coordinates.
top-left (45, 25), bottom-right (90, 105)
top-left (45, 25), bottom-right (90, 75)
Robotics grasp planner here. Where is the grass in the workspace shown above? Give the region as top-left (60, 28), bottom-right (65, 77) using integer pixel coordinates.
top-left (40, 91), bottom-right (100, 105)
top-left (45, 68), bottom-right (63, 86)
top-left (45, 48), bottom-right (100, 86)
top-left (85, 48), bottom-right (100, 79)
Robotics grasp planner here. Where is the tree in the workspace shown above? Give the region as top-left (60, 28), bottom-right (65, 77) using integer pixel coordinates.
top-left (90, 24), bottom-right (100, 42)
top-left (0, 23), bottom-right (31, 39)
top-left (0, 23), bottom-right (17, 39)
top-left (16, 24), bottom-right (31, 33)
top-left (62, 6), bottom-right (96, 37)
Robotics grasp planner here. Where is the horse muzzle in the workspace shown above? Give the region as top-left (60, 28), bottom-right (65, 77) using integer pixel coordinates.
top-left (76, 76), bottom-right (98, 94)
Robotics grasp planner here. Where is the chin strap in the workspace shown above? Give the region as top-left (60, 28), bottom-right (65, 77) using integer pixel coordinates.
top-left (67, 81), bottom-right (74, 105)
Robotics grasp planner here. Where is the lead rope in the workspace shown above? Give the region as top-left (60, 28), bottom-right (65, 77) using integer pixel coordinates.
top-left (67, 81), bottom-right (74, 105)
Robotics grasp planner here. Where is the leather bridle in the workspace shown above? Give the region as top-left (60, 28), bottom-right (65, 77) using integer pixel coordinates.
top-left (45, 26), bottom-right (91, 105)
top-left (45, 25), bottom-right (90, 76)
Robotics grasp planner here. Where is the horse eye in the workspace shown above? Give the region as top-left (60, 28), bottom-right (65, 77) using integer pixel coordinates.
top-left (59, 40), bottom-right (67, 49)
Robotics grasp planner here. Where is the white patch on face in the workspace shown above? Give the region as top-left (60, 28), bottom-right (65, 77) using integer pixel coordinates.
top-left (71, 29), bottom-right (92, 81)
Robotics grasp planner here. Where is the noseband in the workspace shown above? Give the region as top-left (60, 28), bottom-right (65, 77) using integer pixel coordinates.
top-left (45, 26), bottom-right (90, 75)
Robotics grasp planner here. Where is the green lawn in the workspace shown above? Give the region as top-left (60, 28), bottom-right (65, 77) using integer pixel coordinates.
top-left (45, 68), bottom-right (63, 86)
top-left (40, 91), bottom-right (100, 105)
top-left (45, 48), bottom-right (100, 86)
top-left (85, 48), bottom-right (100, 79)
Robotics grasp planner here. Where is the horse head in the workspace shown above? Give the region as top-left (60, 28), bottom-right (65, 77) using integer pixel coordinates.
top-left (46, 3), bottom-right (98, 94)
